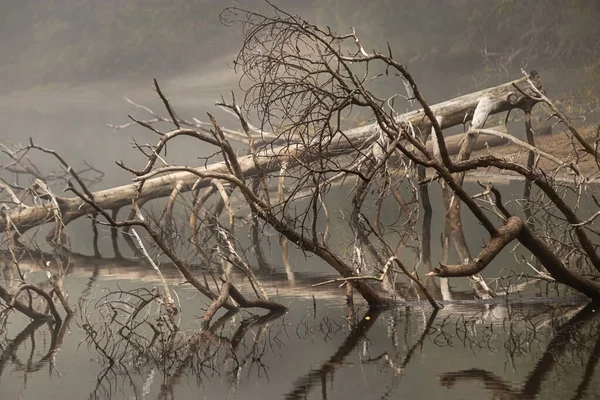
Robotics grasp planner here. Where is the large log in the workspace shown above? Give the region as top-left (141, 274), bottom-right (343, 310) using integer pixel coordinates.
top-left (3, 76), bottom-right (532, 233)
top-left (424, 126), bottom-right (509, 155)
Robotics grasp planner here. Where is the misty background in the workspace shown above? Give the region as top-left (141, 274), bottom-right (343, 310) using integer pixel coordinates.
top-left (1, 7), bottom-right (600, 399)
top-left (1, 0), bottom-right (598, 189)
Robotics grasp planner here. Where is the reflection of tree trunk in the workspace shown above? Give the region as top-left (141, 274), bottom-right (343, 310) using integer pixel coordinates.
top-left (522, 105), bottom-right (545, 288)
top-left (439, 96), bottom-right (497, 298)
top-left (3, 248), bottom-right (373, 302)
top-left (441, 186), bottom-right (471, 263)
top-left (250, 221), bottom-right (269, 270)
top-left (121, 199), bottom-right (146, 258)
top-left (438, 209), bottom-right (453, 300)
top-left (522, 303), bottom-right (599, 398)
top-left (440, 368), bottom-right (520, 399)
top-left (281, 237), bottom-right (294, 284)
top-left (439, 304), bottom-right (600, 399)
top-left (109, 209), bottom-right (123, 259)
top-left (571, 325), bottom-right (600, 400)
top-left (440, 183), bottom-right (492, 298)
top-left (418, 166), bottom-right (432, 269)
top-left (278, 164), bottom-right (295, 284)
top-left (91, 216), bottom-right (100, 257)
top-left (190, 187), bottom-right (215, 265)
top-left (250, 179), bottom-right (269, 270)
top-left (285, 309), bottom-right (382, 400)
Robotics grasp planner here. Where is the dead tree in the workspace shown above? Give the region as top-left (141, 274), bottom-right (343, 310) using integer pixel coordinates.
top-left (2, 3), bottom-right (600, 311)
top-left (219, 4), bottom-right (600, 303)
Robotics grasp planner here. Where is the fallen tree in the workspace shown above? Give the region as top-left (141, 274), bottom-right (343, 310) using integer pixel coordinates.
top-left (2, 3), bottom-right (600, 314)
top-left (3, 76), bottom-right (533, 235)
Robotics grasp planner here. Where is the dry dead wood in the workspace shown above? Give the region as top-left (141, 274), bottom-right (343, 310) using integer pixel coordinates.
top-left (429, 216), bottom-right (524, 277)
top-left (202, 281), bottom-right (287, 327)
top-left (3, 3), bottom-right (599, 310)
top-left (2, 78), bottom-right (533, 235)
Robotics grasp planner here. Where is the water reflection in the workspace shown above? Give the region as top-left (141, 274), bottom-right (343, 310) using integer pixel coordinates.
top-left (0, 275), bottom-right (598, 399)
top-left (438, 302), bottom-right (600, 399)
top-left (286, 307), bottom-right (439, 400)
top-left (2, 177), bottom-right (600, 398)
top-left (285, 308), bottom-right (384, 400)
top-left (0, 316), bottom-right (71, 386)
top-left (83, 305), bottom-right (286, 400)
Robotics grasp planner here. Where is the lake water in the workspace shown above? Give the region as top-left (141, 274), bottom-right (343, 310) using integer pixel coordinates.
top-left (2, 128), bottom-right (600, 398)
top-left (1, 35), bottom-right (600, 400)
top-left (1, 224), bottom-right (599, 400)
top-left (2, 89), bottom-right (600, 397)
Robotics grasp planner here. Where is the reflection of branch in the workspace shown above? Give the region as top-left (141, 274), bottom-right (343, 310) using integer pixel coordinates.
top-left (0, 316), bottom-right (71, 378)
top-left (365, 308), bottom-right (439, 383)
top-left (156, 309), bottom-right (284, 400)
top-left (11, 284), bottom-right (62, 323)
top-left (17, 316), bottom-right (72, 373)
top-left (285, 309), bottom-right (381, 400)
top-left (438, 303), bottom-right (600, 399)
top-left (401, 309), bottom-right (439, 368)
top-left (571, 326), bottom-right (600, 400)
top-left (0, 319), bottom-right (46, 378)
top-left (0, 284), bottom-right (53, 321)
top-left (439, 369), bottom-right (519, 399)
top-left (522, 303), bottom-right (598, 398)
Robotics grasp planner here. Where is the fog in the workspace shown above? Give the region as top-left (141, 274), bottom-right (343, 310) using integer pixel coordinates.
top-left (2, 4), bottom-right (600, 399)
top-left (1, 0), bottom-right (599, 188)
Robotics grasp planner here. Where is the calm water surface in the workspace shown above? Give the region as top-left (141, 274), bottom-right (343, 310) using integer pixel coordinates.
top-left (0, 267), bottom-right (599, 399)
top-left (1, 55), bottom-right (599, 399)
top-left (1, 177), bottom-right (600, 399)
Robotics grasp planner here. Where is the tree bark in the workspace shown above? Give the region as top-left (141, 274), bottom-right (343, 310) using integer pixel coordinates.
top-left (3, 77), bottom-right (531, 234)
top-left (428, 216), bottom-right (524, 277)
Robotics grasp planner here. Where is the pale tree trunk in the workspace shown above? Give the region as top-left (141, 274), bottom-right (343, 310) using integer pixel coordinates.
top-left (3, 77), bottom-right (531, 234)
